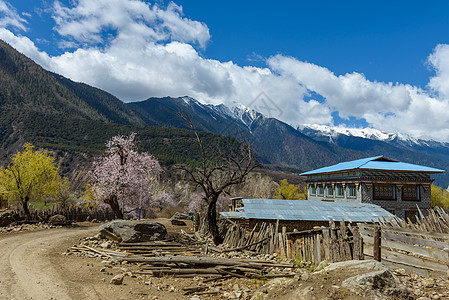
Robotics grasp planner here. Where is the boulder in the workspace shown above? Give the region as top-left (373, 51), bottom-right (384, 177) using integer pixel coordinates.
top-left (0, 210), bottom-right (19, 227)
top-left (170, 212), bottom-right (191, 220)
top-left (48, 214), bottom-right (67, 225)
top-left (110, 274), bottom-right (124, 285)
top-left (342, 269), bottom-right (413, 300)
top-left (171, 219), bottom-right (187, 226)
top-left (99, 220), bottom-right (167, 243)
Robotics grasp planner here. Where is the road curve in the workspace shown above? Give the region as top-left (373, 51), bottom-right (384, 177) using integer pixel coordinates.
top-left (0, 226), bottom-right (98, 300)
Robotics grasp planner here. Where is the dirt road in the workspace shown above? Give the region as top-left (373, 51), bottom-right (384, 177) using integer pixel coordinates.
top-left (0, 225), bottom-right (100, 300)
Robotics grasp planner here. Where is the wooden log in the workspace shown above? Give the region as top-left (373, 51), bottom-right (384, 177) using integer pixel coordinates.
top-left (349, 225), bottom-right (362, 260)
top-left (316, 233), bottom-right (322, 263)
top-left (282, 226), bottom-right (287, 257)
top-left (321, 227), bottom-right (331, 261)
top-left (329, 220), bottom-right (340, 262)
top-left (222, 237), bottom-right (269, 253)
top-left (373, 225), bottom-right (381, 262)
top-left (119, 255), bottom-right (293, 268)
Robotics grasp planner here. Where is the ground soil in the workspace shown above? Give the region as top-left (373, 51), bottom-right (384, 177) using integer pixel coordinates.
top-left (2, 218), bottom-right (449, 300)
top-left (0, 219), bottom-right (258, 300)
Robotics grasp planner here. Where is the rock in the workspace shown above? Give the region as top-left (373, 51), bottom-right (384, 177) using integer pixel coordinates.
top-left (342, 269), bottom-right (413, 300)
top-left (313, 260), bottom-right (329, 272)
top-left (422, 278), bottom-right (435, 288)
top-left (170, 219), bottom-right (187, 226)
top-left (318, 259), bottom-right (387, 273)
top-left (48, 214), bottom-right (67, 225)
top-left (0, 210), bottom-right (19, 227)
top-left (99, 220), bottom-right (167, 243)
top-left (170, 212), bottom-right (191, 220)
top-left (110, 274), bottom-right (124, 285)
top-left (100, 241), bottom-right (112, 249)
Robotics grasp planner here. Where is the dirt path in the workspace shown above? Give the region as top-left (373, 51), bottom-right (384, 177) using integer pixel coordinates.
top-left (0, 225), bottom-right (99, 300)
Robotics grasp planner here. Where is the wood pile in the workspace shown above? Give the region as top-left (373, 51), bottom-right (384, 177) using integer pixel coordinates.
top-left (118, 241), bottom-right (200, 256)
top-left (215, 220), bottom-right (292, 256)
top-left (120, 255), bottom-right (296, 280)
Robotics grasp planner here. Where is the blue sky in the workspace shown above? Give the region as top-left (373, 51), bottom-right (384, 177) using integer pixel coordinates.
top-left (2, 0), bottom-right (449, 141)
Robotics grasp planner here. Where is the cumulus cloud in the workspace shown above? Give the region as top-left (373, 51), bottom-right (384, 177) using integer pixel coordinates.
top-left (3, 0), bottom-right (449, 141)
top-left (52, 0), bottom-right (210, 48)
top-left (0, 0), bottom-right (27, 31)
top-left (268, 54), bottom-right (449, 141)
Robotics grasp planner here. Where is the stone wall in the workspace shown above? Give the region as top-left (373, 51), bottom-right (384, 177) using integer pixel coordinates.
top-left (362, 184), bottom-right (430, 219)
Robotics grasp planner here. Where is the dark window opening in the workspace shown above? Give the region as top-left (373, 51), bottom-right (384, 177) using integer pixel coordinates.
top-left (374, 184), bottom-right (396, 200)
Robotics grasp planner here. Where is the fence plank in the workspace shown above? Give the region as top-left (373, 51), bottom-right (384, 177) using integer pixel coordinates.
top-left (364, 244), bottom-right (448, 273)
top-left (321, 227), bottom-right (331, 261)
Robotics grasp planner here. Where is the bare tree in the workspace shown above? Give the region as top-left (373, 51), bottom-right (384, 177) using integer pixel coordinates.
top-left (178, 113), bottom-right (260, 245)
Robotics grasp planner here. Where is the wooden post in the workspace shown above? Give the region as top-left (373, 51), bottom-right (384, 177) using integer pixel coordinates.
top-left (373, 225), bottom-right (381, 262)
top-left (193, 213), bottom-right (200, 232)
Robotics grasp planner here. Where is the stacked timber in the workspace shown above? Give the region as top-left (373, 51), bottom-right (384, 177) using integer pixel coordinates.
top-left (121, 255), bottom-right (295, 279)
top-left (118, 241), bottom-right (200, 256)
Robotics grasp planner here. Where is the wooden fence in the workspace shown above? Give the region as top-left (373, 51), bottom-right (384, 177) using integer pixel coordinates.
top-left (16, 206), bottom-right (115, 222)
top-left (287, 220), bottom-right (363, 264)
top-left (359, 223), bottom-right (449, 278)
top-left (217, 218), bottom-right (362, 264)
top-left (199, 208), bottom-right (449, 278)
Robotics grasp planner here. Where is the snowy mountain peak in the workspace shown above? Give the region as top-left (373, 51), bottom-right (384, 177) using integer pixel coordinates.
top-left (299, 124), bottom-right (424, 145)
top-left (208, 101), bottom-right (264, 130)
top-left (180, 96), bottom-right (201, 106)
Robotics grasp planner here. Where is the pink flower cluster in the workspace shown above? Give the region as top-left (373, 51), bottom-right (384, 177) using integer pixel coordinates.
top-left (89, 133), bottom-right (162, 212)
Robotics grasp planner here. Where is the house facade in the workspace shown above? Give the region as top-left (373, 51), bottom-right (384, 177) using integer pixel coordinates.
top-left (300, 156), bottom-right (444, 220)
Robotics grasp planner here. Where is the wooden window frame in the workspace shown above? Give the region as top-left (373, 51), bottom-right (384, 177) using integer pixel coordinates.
top-left (373, 183), bottom-right (396, 201)
top-left (347, 184), bottom-right (357, 198)
top-left (402, 185), bottom-right (420, 201)
top-left (310, 185), bottom-right (316, 196)
top-left (336, 185), bottom-right (344, 198)
top-left (317, 185), bottom-right (324, 196)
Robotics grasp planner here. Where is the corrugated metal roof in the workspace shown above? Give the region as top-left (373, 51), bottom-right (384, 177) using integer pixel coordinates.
top-left (300, 156), bottom-right (444, 175)
top-left (220, 198), bottom-right (395, 222)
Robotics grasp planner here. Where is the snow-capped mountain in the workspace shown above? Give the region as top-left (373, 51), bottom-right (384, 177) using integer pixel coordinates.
top-left (299, 124), bottom-right (422, 145)
top-left (127, 96), bottom-right (449, 187)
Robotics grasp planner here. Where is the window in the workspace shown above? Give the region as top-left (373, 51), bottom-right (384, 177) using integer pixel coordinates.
top-left (347, 184), bottom-right (357, 198)
top-left (326, 185), bottom-right (334, 197)
top-left (373, 184), bottom-right (395, 200)
top-left (317, 185), bottom-right (324, 196)
top-left (310, 185), bottom-right (316, 196)
top-left (403, 185), bottom-right (420, 201)
top-left (336, 185), bottom-right (344, 197)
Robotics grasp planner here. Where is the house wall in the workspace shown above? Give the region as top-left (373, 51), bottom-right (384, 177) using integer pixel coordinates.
top-left (307, 181), bottom-right (431, 220)
top-left (363, 184), bottom-right (431, 219)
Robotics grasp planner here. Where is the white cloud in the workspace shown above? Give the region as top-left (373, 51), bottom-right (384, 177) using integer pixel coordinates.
top-left (3, 0), bottom-right (449, 141)
top-left (0, 0), bottom-right (27, 31)
top-left (268, 54), bottom-right (449, 141)
top-left (52, 0), bottom-right (210, 48)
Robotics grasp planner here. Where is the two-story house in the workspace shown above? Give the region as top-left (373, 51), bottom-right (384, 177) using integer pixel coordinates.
top-left (300, 156), bottom-right (444, 220)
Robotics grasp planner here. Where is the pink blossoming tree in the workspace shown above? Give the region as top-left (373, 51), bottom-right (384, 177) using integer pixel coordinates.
top-left (89, 133), bottom-right (162, 219)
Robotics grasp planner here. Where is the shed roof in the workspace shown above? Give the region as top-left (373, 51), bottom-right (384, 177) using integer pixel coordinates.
top-left (300, 156), bottom-right (444, 176)
top-left (220, 199), bottom-right (395, 223)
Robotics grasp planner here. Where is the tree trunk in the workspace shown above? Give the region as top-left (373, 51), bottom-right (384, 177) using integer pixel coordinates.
top-left (206, 194), bottom-right (223, 245)
top-left (22, 195), bottom-right (31, 220)
top-left (106, 195), bottom-right (123, 219)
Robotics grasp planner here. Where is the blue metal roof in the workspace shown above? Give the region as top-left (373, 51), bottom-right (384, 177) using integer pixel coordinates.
top-left (300, 156), bottom-right (444, 175)
top-left (220, 199), bottom-right (395, 223)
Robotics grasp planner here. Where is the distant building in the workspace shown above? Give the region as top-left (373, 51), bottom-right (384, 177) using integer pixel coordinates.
top-left (300, 156), bottom-right (444, 220)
